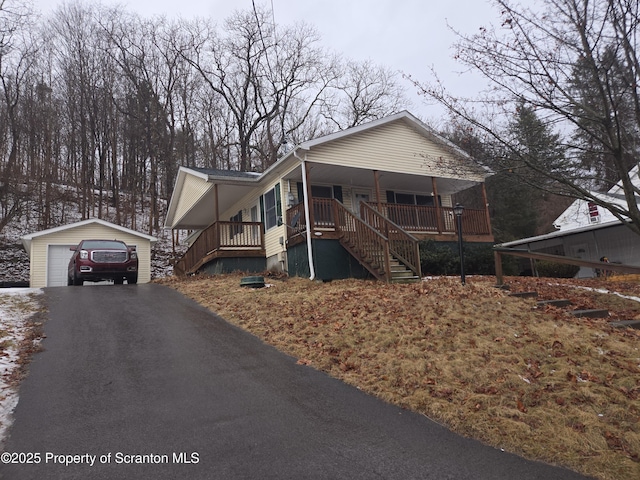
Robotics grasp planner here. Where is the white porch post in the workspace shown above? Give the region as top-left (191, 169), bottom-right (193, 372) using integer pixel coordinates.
top-left (294, 149), bottom-right (316, 281)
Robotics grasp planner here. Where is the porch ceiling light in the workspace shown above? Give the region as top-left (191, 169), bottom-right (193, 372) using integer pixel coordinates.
top-left (453, 203), bottom-right (464, 217)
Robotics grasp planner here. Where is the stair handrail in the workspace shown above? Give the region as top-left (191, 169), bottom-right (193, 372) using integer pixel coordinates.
top-left (360, 202), bottom-right (422, 278)
top-left (333, 200), bottom-right (391, 282)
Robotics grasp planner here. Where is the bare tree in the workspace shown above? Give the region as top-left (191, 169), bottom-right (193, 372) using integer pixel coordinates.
top-left (0, 0), bottom-right (37, 232)
top-left (179, 7), bottom-right (335, 172)
top-left (410, 0), bottom-right (640, 236)
top-left (325, 59), bottom-right (410, 130)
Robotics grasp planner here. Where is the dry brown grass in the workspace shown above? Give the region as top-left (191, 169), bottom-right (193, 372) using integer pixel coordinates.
top-left (158, 274), bottom-right (640, 480)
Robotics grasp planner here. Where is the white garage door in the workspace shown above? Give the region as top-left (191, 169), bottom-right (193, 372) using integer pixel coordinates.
top-left (47, 245), bottom-right (74, 287)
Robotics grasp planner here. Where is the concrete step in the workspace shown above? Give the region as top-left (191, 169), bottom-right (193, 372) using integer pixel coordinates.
top-left (391, 271), bottom-right (417, 279)
top-left (609, 320), bottom-right (640, 329)
top-left (571, 309), bottom-right (609, 319)
top-left (537, 299), bottom-right (572, 308)
top-left (391, 276), bottom-right (421, 284)
top-left (509, 291), bottom-right (539, 299)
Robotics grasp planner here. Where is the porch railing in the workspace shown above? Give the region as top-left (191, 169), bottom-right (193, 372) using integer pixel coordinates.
top-left (372, 202), bottom-right (491, 236)
top-left (360, 202), bottom-right (422, 278)
top-left (285, 198), bottom-right (336, 234)
top-left (333, 201), bottom-right (391, 281)
top-left (173, 221), bottom-right (265, 276)
top-left (286, 199), bottom-right (420, 281)
top-left (287, 200), bottom-right (491, 238)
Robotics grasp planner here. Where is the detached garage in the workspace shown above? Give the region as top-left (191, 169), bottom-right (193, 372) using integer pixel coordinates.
top-left (21, 219), bottom-right (157, 287)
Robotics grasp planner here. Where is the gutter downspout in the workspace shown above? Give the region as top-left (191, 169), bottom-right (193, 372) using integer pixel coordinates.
top-left (293, 148), bottom-right (315, 280)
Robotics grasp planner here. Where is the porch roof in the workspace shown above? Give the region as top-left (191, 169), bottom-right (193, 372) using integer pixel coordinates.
top-left (280, 163), bottom-right (480, 195)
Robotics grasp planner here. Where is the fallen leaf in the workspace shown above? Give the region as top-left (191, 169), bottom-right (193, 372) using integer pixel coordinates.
top-left (517, 399), bottom-right (527, 413)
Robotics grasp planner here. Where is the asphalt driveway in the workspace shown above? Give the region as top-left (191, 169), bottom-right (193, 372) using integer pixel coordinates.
top-left (1, 284), bottom-right (591, 479)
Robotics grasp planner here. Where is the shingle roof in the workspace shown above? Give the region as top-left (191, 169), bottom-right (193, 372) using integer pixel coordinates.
top-left (188, 167), bottom-right (260, 179)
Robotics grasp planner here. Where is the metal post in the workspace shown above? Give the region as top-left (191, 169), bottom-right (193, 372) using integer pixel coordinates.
top-left (454, 204), bottom-right (465, 285)
top-left (494, 250), bottom-right (503, 286)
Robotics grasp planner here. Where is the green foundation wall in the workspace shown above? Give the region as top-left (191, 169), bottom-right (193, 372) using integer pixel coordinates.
top-left (287, 239), bottom-right (373, 281)
top-left (200, 257), bottom-right (266, 276)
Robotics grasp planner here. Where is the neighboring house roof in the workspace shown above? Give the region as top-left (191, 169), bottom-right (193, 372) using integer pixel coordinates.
top-left (497, 219), bottom-right (623, 248)
top-left (21, 218), bottom-right (157, 254)
top-left (500, 165), bottom-right (640, 248)
top-left (553, 164), bottom-right (640, 231)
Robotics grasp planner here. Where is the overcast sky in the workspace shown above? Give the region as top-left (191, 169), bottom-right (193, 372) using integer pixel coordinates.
top-left (30, 0), bottom-right (499, 124)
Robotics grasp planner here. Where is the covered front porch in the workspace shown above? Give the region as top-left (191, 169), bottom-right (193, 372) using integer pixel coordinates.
top-left (282, 161), bottom-right (493, 244)
top-left (168, 161), bottom-right (494, 279)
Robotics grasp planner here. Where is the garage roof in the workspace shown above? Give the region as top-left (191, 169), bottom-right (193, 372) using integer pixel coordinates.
top-left (21, 218), bottom-right (158, 255)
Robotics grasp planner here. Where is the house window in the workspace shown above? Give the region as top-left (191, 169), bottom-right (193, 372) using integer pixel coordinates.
top-left (261, 184), bottom-right (282, 231)
top-left (297, 183), bottom-right (343, 203)
top-left (387, 190), bottom-right (438, 206)
top-left (395, 193), bottom-right (415, 205)
top-left (385, 190), bottom-right (440, 229)
top-left (416, 195), bottom-right (434, 206)
top-left (311, 185), bottom-right (332, 198)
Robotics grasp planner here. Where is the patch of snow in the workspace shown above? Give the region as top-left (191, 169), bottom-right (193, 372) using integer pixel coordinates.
top-left (0, 288), bottom-right (43, 447)
top-left (0, 192), bottom-right (185, 284)
top-left (573, 286), bottom-right (640, 304)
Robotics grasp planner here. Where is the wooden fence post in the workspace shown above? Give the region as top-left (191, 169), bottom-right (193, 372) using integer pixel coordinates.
top-left (494, 251), bottom-right (504, 286)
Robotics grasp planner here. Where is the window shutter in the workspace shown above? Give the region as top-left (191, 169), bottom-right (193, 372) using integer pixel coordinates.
top-left (333, 186), bottom-right (343, 203)
top-left (275, 184), bottom-right (282, 218)
top-left (297, 182), bottom-right (304, 202)
top-left (259, 195), bottom-right (265, 224)
top-left (386, 190), bottom-right (395, 203)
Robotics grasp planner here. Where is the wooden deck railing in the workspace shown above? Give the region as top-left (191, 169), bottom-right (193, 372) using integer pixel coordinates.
top-left (493, 248), bottom-right (640, 286)
top-left (360, 203), bottom-right (422, 278)
top-left (287, 200), bottom-right (490, 238)
top-left (333, 201), bottom-right (391, 281)
top-left (372, 202), bottom-right (491, 236)
top-left (173, 221), bottom-right (265, 276)
top-left (285, 198), bottom-right (337, 234)
top-left (285, 199), bottom-right (419, 281)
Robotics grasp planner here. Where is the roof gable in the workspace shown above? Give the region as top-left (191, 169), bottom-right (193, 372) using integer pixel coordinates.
top-left (298, 116), bottom-right (487, 181)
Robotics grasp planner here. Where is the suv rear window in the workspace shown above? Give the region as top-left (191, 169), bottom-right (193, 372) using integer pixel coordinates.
top-left (81, 240), bottom-right (127, 250)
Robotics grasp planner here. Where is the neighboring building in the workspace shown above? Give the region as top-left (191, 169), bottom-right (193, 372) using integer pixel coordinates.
top-left (165, 111), bottom-right (494, 282)
top-left (497, 166), bottom-right (640, 277)
top-left (21, 218), bottom-right (157, 287)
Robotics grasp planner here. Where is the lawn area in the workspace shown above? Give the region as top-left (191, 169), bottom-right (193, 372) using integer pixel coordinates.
top-left (159, 274), bottom-right (640, 480)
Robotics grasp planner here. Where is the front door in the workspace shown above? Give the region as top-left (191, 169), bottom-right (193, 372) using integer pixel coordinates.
top-left (353, 190), bottom-right (371, 217)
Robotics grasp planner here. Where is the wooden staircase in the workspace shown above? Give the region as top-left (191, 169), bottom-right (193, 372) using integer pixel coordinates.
top-left (333, 200), bottom-right (421, 283)
top-left (389, 258), bottom-right (421, 283)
